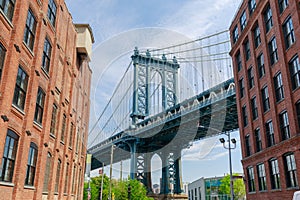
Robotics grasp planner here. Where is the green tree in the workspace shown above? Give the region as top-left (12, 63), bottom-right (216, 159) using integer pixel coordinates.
top-left (219, 174), bottom-right (246, 200)
top-left (83, 176), bottom-right (153, 200)
top-left (112, 179), bottom-right (153, 200)
top-left (83, 174), bottom-right (109, 200)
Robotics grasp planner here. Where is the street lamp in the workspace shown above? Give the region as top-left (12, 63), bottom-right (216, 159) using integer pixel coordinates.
top-left (219, 132), bottom-right (236, 200)
top-left (198, 125), bottom-right (236, 200)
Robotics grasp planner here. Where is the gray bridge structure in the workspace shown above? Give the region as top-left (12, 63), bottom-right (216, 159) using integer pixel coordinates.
top-left (88, 31), bottom-right (238, 196)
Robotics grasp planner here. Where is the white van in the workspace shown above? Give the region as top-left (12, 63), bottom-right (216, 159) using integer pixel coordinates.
top-left (293, 191), bottom-right (300, 200)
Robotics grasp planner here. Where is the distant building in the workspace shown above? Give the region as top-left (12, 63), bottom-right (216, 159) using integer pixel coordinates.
top-left (153, 183), bottom-right (160, 194)
top-left (0, 0), bottom-right (94, 200)
top-left (230, 0), bottom-right (300, 199)
top-left (182, 182), bottom-right (189, 195)
top-left (188, 175), bottom-right (243, 200)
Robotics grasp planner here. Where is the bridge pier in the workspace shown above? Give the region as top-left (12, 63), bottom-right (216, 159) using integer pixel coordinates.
top-left (129, 141), bottom-right (137, 180)
top-left (160, 150), bottom-right (183, 195)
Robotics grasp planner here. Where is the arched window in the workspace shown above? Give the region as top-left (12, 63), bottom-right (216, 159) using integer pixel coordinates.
top-left (25, 142), bottom-right (38, 186)
top-left (55, 159), bottom-right (61, 193)
top-left (43, 152), bottom-right (52, 192)
top-left (0, 129), bottom-right (19, 182)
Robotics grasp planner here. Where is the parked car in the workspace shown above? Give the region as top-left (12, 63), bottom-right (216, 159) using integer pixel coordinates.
top-left (293, 191), bottom-right (300, 200)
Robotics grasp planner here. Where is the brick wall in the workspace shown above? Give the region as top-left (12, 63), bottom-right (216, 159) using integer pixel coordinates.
top-left (0, 0), bottom-right (93, 199)
top-left (230, 0), bottom-right (300, 199)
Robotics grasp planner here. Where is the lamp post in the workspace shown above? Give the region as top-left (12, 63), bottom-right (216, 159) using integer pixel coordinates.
top-left (219, 132), bottom-right (236, 200)
top-left (198, 125), bottom-right (236, 200)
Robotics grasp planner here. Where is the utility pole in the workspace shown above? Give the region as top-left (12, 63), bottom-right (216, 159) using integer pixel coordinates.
top-left (99, 163), bottom-right (104, 200)
top-left (109, 145), bottom-right (114, 200)
top-left (120, 160), bottom-right (123, 181)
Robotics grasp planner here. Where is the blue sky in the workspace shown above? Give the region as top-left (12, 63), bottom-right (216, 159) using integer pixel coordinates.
top-left (65, 0), bottom-right (243, 183)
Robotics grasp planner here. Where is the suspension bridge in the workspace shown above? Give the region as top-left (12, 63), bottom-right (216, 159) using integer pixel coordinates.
top-left (87, 30), bottom-right (239, 197)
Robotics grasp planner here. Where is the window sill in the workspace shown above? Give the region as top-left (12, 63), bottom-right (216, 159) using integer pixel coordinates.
top-left (50, 133), bottom-right (56, 139)
top-left (270, 188), bottom-right (281, 192)
top-left (11, 104), bottom-right (25, 119)
top-left (60, 141), bottom-right (65, 145)
top-left (0, 9), bottom-right (13, 29)
top-left (0, 181), bottom-right (14, 187)
top-left (33, 121), bottom-right (43, 131)
top-left (258, 190), bottom-right (268, 193)
top-left (248, 191), bottom-right (256, 194)
top-left (24, 185), bottom-right (35, 190)
top-left (287, 186), bottom-right (299, 191)
top-left (22, 41), bottom-right (34, 58)
top-left (41, 67), bottom-right (50, 80)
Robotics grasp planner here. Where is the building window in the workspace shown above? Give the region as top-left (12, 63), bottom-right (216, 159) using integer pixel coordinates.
top-left (0, 0), bottom-right (15, 21)
top-left (279, 111), bottom-right (290, 140)
top-left (25, 142), bottom-right (38, 186)
top-left (266, 120), bottom-right (275, 147)
top-left (283, 17), bottom-right (295, 49)
top-left (253, 25), bottom-right (261, 48)
top-left (261, 86), bottom-right (270, 112)
top-left (43, 153), bottom-right (52, 192)
top-left (247, 166), bottom-right (255, 192)
top-left (274, 72), bottom-right (284, 102)
top-left (284, 153), bottom-right (298, 188)
top-left (268, 37), bottom-right (278, 65)
top-left (69, 122), bottom-right (74, 148)
top-left (64, 163), bottom-right (69, 193)
top-left (50, 104), bottom-right (58, 136)
top-left (42, 38), bottom-right (52, 73)
top-left (0, 43), bottom-right (6, 80)
top-left (264, 5), bottom-right (273, 33)
top-left (34, 87), bottom-right (45, 124)
top-left (289, 55), bottom-right (300, 90)
top-left (248, 0), bottom-right (256, 14)
top-left (269, 158), bottom-right (280, 189)
top-left (248, 66), bottom-right (254, 89)
top-left (255, 128), bottom-right (262, 152)
top-left (47, 0), bottom-right (57, 27)
top-left (23, 9), bottom-right (37, 51)
top-left (13, 66), bottom-right (29, 110)
top-left (239, 78), bottom-right (245, 98)
top-left (233, 25), bottom-right (239, 43)
top-left (240, 10), bottom-right (247, 31)
top-left (257, 53), bottom-right (265, 78)
top-left (61, 114), bottom-right (66, 142)
top-left (0, 129), bottom-right (19, 182)
top-left (251, 96), bottom-right (258, 120)
top-left (244, 39), bottom-right (251, 61)
top-left (72, 166), bottom-right (76, 194)
top-left (242, 105), bottom-right (248, 127)
top-left (279, 0), bottom-right (288, 14)
top-left (297, 101), bottom-right (300, 130)
top-left (236, 51), bottom-right (242, 72)
top-left (245, 134), bottom-right (251, 157)
top-left (257, 163), bottom-right (267, 191)
top-left (55, 159), bottom-right (61, 193)
top-left (76, 128), bottom-right (80, 153)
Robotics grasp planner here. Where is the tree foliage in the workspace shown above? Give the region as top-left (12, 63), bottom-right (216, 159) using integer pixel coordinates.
top-left (219, 174), bottom-right (246, 200)
top-left (83, 175), bottom-right (153, 200)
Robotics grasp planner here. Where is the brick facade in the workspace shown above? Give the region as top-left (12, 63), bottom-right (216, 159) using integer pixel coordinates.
top-left (0, 0), bottom-right (93, 199)
top-left (230, 0), bottom-right (300, 199)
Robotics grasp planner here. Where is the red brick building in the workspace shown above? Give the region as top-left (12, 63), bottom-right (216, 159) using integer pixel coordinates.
top-left (230, 0), bottom-right (300, 199)
top-left (0, 0), bottom-right (94, 199)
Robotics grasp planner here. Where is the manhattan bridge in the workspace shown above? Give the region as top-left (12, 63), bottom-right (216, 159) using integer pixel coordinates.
top-left (87, 30), bottom-right (239, 197)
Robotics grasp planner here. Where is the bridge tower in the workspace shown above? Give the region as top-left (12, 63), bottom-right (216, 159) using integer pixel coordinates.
top-left (129, 48), bottom-right (185, 197)
top-left (130, 47), bottom-right (179, 125)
